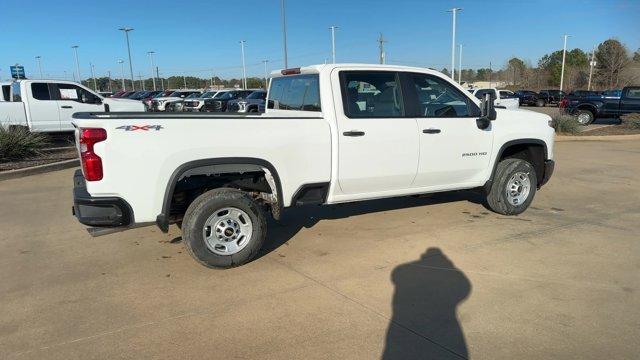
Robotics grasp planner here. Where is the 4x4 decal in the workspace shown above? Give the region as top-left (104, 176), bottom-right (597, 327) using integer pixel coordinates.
top-left (116, 125), bottom-right (163, 131)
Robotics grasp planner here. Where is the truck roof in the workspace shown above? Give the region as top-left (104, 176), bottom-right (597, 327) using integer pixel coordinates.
top-left (268, 63), bottom-right (448, 78)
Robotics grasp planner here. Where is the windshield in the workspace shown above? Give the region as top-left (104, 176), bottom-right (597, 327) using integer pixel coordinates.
top-left (213, 91), bottom-right (228, 98)
top-left (216, 92), bottom-right (236, 100)
top-left (247, 91), bottom-right (266, 100)
top-left (200, 91), bottom-right (217, 98)
top-left (168, 91), bottom-right (183, 97)
top-left (186, 93), bottom-right (201, 99)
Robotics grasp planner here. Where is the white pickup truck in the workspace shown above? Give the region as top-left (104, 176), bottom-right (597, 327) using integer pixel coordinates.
top-left (0, 80), bottom-right (144, 132)
top-left (71, 64), bottom-right (555, 268)
top-left (470, 88), bottom-right (520, 110)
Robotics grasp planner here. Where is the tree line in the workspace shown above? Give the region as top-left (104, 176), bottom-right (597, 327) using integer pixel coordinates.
top-left (443, 38), bottom-right (639, 91)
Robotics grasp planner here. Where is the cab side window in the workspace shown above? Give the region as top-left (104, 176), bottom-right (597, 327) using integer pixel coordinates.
top-left (409, 74), bottom-right (476, 117)
top-left (31, 83), bottom-right (52, 100)
top-left (56, 84), bottom-right (100, 104)
top-left (341, 71), bottom-right (404, 118)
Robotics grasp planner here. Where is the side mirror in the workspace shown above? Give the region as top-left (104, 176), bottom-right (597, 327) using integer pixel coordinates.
top-left (480, 93), bottom-right (497, 121)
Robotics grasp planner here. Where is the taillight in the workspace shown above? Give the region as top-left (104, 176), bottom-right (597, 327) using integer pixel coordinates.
top-left (79, 128), bottom-right (107, 181)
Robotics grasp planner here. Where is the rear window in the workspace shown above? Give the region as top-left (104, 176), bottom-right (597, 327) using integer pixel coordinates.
top-left (31, 83), bottom-right (52, 100)
top-left (268, 74), bottom-right (321, 111)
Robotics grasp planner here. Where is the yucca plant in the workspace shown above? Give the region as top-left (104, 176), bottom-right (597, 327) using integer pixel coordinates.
top-left (550, 115), bottom-right (581, 135)
top-left (0, 125), bottom-right (49, 162)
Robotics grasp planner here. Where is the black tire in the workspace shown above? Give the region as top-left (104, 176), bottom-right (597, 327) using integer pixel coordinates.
top-left (486, 158), bottom-right (537, 215)
top-left (248, 106), bottom-right (259, 113)
top-left (575, 109), bottom-right (595, 125)
top-left (182, 188), bottom-right (267, 268)
top-left (535, 99), bottom-right (546, 107)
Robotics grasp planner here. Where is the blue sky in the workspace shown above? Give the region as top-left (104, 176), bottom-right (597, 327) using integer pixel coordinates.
top-left (1, 0), bottom-right (638, 80)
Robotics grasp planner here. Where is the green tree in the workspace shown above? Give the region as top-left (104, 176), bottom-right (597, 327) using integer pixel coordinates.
top-left (538, 48), bottom-right (588, 87)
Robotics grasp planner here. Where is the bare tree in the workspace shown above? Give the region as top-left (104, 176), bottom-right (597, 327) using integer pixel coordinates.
top-left (595, 39), bottom-right (630, 88)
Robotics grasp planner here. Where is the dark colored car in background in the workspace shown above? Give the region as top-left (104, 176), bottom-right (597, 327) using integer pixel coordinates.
top-left (226, 90), bottom-right (267, 113)
top-left (537, 90), bottom-right (566, 106)
top-left (201, 90), bottom-right (254, 112)
top-left (514, 90), bottom-right (541, 106)
top-left (566, 86), bottom-right (640, 125)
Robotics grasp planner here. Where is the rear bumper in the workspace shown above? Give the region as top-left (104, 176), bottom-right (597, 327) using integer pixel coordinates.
top-left (72, 170), bottom-right (133, 227)
top-left (539, 160), bottom-right (555, 188)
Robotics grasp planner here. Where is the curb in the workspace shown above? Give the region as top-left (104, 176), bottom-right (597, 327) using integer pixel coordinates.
top-left (556, 134), bottom-right (640, 142)
top-left (0, 159), bottom-right (80, 181)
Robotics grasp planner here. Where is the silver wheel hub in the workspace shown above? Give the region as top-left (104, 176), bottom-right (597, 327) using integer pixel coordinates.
top-left (577, 113), bottom-right (591, 124)
top-left (505, 172), bottom-right (531, 206)
top-left (203, 207), bottom-right (253, 255)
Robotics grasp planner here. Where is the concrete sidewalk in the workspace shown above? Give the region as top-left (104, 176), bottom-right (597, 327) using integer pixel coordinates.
top-left (1, 140), bottom-right (639, 359)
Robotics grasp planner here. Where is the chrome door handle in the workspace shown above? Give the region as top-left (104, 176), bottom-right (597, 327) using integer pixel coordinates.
top-left (61, 105), bottom-right (73, 109)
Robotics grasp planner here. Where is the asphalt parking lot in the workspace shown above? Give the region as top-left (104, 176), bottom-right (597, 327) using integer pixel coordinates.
top-left (1, 139), bottom-right (639, 359)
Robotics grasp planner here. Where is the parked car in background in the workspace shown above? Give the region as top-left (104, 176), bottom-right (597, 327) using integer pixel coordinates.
top-left (110, 90), bottom-right (127, 98)
top-left (137, 90), bottom-right (164, 104)
top-left (113, 91), bottom-right (135, 98)
top-left (70, 63), bottom-right (555, 268)
top-left (201, 89), bottom-right (254, 112)
top-left (470, 88), bottom-right (519, 109)
top-left (150, 90), bottom-right (201, 111)
top-left (514, 90), bottom-right (541, 106)
top-left (226, 90), bottom-right (267, 112)
top-left (98, 91), bottom-right (114, 97)
top-left (566, 86), bottom-right (640, 125)
top-left (183, 90), bottom-right (225, 112)
top-left (499, 90), bottom-right (516, 99)
top-left (143, 90), bottom-right (173, 108)
top-left (537, 90), bottom-right (566, 106)
top-left (0, 79), bottom-right (145, 132)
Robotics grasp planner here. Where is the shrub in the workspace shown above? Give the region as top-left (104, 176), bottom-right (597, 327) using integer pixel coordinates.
top-left (0, 125), bottom-right (49, 162)
top-left (621, 113), bottom-right (640, 129)
top-left (550, 115), bottom-right (581, 135)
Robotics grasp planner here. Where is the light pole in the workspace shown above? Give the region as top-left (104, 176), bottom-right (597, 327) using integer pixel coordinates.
top-left (71, 45), bottom-right (81, 83)
top-left (329, 26), bottom-right (338, 64)
top-left (118, 27), bottom-right (135, 90)
top-left (107, 70), bottom-right (113, 92)
top-left (35, 56), bottom-right (43, 79)
top-left (447, 8), bottom-right (462, 79)
top-left (458, 44), bottom-right (463, 84)
top-left (239, 40), bottom-right (247, 89)
top-left (117, 59), bottom-right (126, 90)
top-left (280, 0), bottom-right (288, 69)
top-left (559, 34), bottom-right (570, 92)
top-left (262, 60), bottom-right (269, 88)
top-left (147, 51), bottom-right (157, 91)
top-left (378, 33), bottom-right (387, 64)
top-left (90, 62), bottom-right (97, 91)
top-left (588, 45), bottom-right (596, 91)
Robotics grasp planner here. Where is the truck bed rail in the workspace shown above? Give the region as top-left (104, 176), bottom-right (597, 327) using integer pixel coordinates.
top-left (72, 112), bottom-right (323, 120)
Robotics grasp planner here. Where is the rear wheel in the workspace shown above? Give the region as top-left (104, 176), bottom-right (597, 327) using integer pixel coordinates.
top-left (575, 109), bottom-right (594, 125)
top-left (486, 158), bottom-right (537, 215)
top-left (535, 99), bottom-right (546, 107)
top-left (182, 188), bottom-right (266, 268)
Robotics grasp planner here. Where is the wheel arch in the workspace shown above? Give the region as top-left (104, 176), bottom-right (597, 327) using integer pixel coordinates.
top-left (484, 139), bottom-right (548, 192)
top-left (156, 157), bottom-right (284, 232)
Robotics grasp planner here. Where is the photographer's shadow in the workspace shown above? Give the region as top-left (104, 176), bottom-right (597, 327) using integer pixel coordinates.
top-left (383, 248), bottom-right (471, 360)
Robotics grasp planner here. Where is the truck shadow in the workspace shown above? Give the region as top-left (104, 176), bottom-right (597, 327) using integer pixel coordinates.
top-left (260, 190), bottom-right (486, 257)
top-left (382, 247), bottom-right (471, 359)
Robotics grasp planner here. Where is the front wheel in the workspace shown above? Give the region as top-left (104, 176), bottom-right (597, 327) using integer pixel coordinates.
top-left (182, 188), bottom-right (267, 268)
top-left (575, 110), bottom-right (594, 125)
top-left (486, 158), bottom-right (537, 215)
top-left (535, 99), bottom-right (546, 107)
